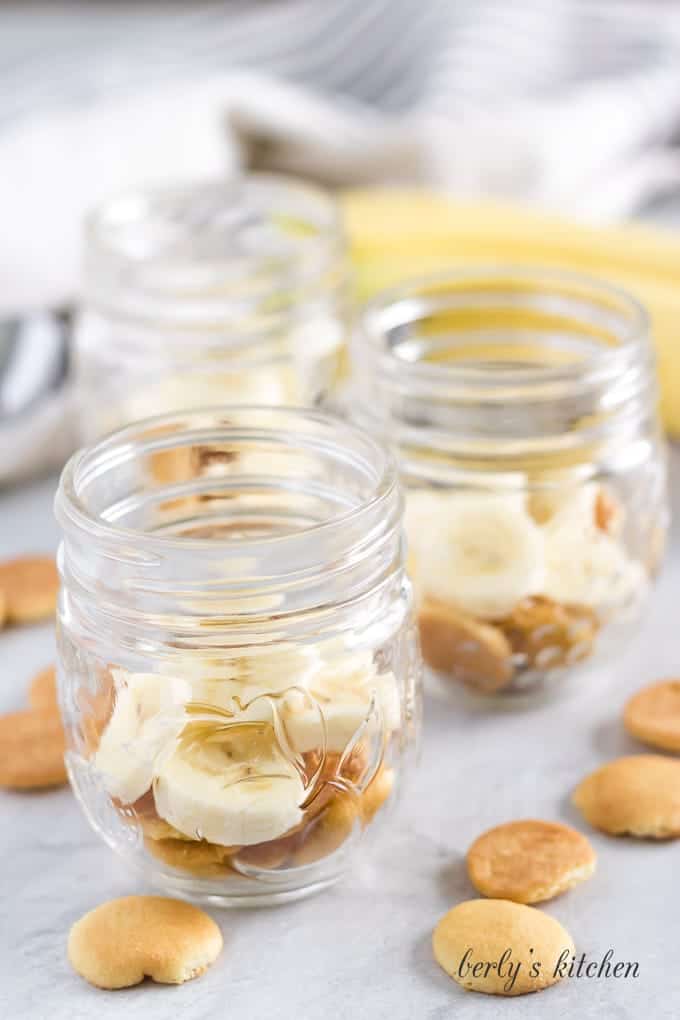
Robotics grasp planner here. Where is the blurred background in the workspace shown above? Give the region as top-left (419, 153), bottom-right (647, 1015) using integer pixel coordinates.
top-left (3, 0), bottom-right (680, 481)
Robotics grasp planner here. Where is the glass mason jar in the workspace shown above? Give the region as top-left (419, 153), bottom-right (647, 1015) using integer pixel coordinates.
top-left (55, 407), bottom-right (421, 906)
top-left (350, 268), bottom-right (668, 703)
top-left (73, 174), bottom-right (349, 441)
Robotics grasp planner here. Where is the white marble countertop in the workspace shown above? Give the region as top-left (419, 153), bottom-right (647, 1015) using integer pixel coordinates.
top-left (2, 454), bottom-right (680, 1020)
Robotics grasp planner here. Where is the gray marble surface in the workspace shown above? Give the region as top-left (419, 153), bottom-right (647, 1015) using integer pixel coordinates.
top-left (1, 455), bottom-right (680, 1019)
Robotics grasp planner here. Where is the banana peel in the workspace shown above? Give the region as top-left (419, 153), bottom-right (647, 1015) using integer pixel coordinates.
top-left (341, 189), bottom-right (680, 435)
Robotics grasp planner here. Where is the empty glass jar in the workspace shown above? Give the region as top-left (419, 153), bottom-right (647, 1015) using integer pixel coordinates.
top-left (350, 268), bottom-right (668, 702)
top-left (73, 174), bottom-right (349, 441)
top-left (55, 407), bottom-right (421, 905)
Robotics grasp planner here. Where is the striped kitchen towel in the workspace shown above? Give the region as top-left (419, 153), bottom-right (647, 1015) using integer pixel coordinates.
top-left (2, 0), bottom-right (680, 480)
top-left (1, 0), bottom-right (680, 309)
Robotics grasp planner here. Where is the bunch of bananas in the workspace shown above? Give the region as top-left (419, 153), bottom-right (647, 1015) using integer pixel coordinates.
top-left (342, 190), bottom-right (680, 436)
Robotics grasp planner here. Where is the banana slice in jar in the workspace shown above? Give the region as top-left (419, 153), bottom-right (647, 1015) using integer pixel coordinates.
top-left (172, 645), bottom-right (400, 756)
top-left (543, 513), bottom-right (645, 612)
top-left (127, 367), bottom-right (294, 423)
top-left (96, 651), bottom-right (397, 850)
top-left (94, 669), bottom-right (191, 804)
top-left (528, 482), bottom-right (598, 527)
top-left (279, 652), bottom-right (401, 754)
top-left (153, 709), bottom-right (306, 847)
top-left (404, 485), bottom-right (527, 557)
top-left (529, 480), bottom-right (626, 535)
top-left (417, 499), bottom-right (546, 620)
top-left (534, 481), bottom-right (641, 611)
top-left (161, 642), bottom-right (317, 690)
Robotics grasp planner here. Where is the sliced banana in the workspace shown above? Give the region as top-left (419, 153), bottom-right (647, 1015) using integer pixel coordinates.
top-left (405, 485), bottom-right (528, 608)
top-left (164, 644), bottom-right (318, 709)
top-left (94, 669), bottom-right (191, 804)
top-left (179, 646), bottom-right (400, 755)
top-left (279, 653), bottom-right (401, 753)
top-left (99, 650), bottom-right (398, 847)
top-left (153, 709), bottom-right (305, 846)
top-left (404, 491), bottom-right (448, 603)
top-left (543, 515), bottom-right (645, 612)
top-left (528, 481), bottom-right (598, 527)
top-left (126, 367), bottom-right (295, 422)
top-left (418, 500), bottom-right (545, 619)
top-left (403, 490), bottom-right (448, 555)
top-left (405, 484), bottom-right (526, 553)
top-left (529, 480), bottom-right (625, 536)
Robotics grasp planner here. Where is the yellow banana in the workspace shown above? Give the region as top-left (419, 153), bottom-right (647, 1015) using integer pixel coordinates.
top-left (342, 190), bottom-right (680, 434)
